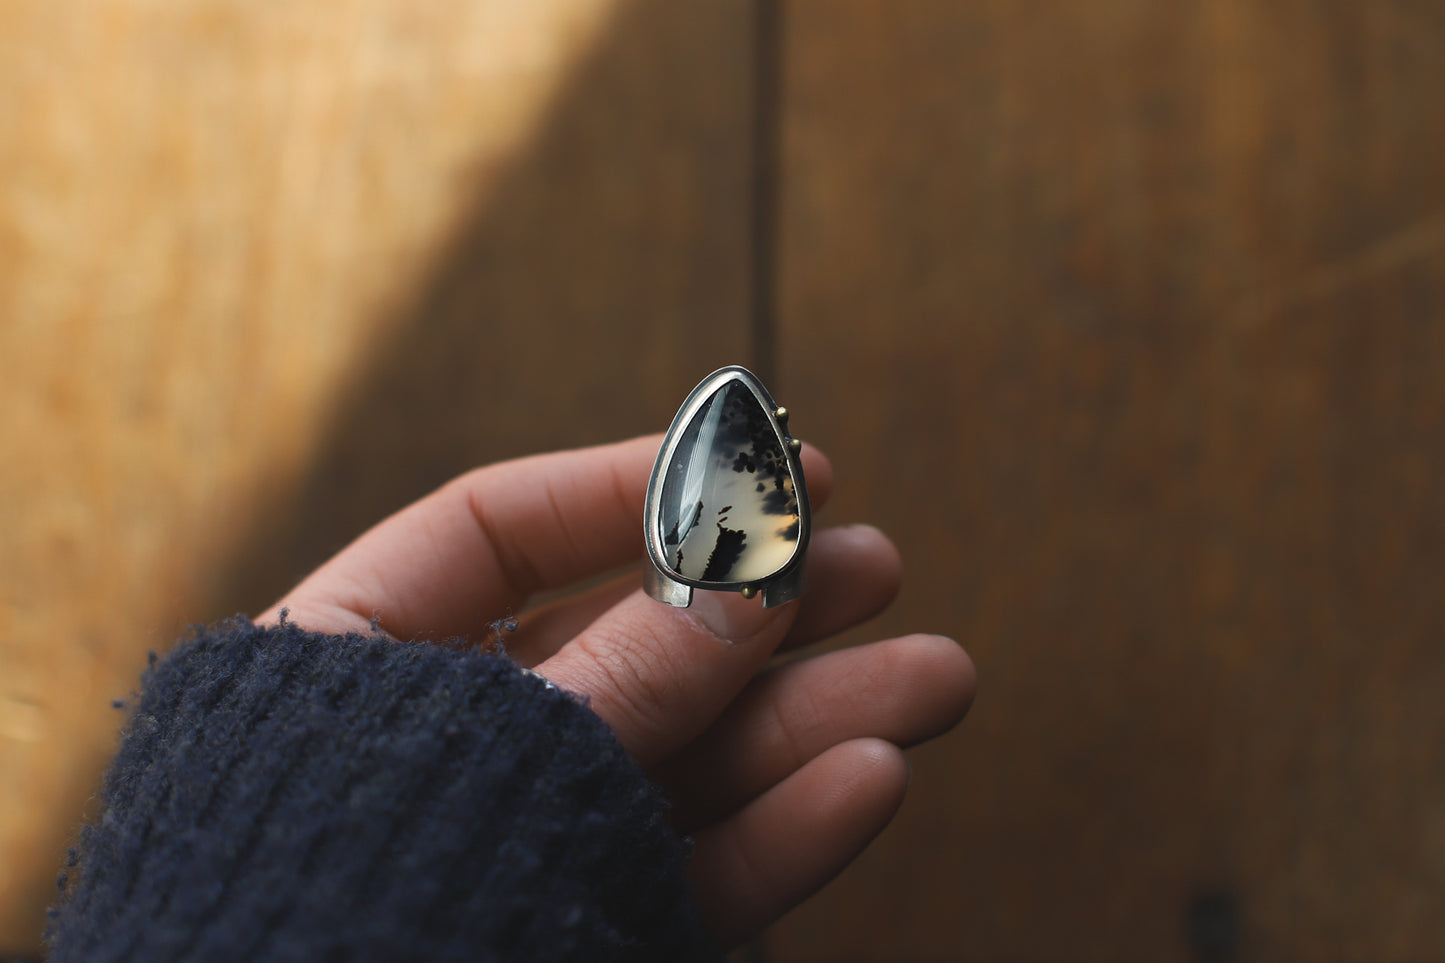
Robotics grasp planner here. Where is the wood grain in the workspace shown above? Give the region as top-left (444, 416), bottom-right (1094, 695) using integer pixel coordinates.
top-left (768, 2), bottom-right (1445, 961)
top-left (6, 1), bottom-right (1444, 959)
top-left (0, 0), bottom-right (753, 953)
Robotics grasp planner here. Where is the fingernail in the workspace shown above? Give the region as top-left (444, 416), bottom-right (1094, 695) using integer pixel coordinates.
top-left (687, 590), bottom-right (782, 644)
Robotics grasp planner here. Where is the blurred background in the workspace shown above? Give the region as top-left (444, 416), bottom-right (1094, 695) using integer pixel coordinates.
top-left (3, 1), bottom-right (1443, 959)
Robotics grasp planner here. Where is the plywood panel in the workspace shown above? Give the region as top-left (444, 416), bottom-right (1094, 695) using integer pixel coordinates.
top-left (770, 2), bottom-right (1445, 960)
top-left (0, 0), bottom-right (754, 953)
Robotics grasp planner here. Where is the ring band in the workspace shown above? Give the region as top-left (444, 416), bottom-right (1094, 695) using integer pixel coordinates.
top-left (643, 365), bottom-right (810, 609)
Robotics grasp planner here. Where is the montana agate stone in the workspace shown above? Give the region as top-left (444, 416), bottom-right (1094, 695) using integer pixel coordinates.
top-left (645, 366), bottom-right (808, 607)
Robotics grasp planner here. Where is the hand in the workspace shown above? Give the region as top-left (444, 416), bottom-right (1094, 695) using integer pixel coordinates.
top-left (257, 435), bottom-right (975, 946)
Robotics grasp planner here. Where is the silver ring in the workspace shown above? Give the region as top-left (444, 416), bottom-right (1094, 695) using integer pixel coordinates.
top-left (643, 365), bottom-right (810, 609)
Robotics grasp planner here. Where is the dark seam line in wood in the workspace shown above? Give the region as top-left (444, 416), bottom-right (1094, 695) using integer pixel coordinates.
top-left (749, 0), bottom-right (784, 386)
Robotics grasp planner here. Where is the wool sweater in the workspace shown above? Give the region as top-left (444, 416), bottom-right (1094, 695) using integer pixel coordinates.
top-left (47, 618), bottom-right (720, 962)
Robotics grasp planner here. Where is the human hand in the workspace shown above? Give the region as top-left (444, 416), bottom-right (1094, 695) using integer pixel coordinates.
top-left (257, 435), bottom-right (975, 946)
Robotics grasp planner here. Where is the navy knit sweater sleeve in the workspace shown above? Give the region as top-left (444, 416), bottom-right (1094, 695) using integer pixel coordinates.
top-left (47, 618), bottom-right (721, 962)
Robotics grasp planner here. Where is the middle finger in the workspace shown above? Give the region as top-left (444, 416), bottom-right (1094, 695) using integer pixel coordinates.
top-left (504, 524), bottom-right (903, 668)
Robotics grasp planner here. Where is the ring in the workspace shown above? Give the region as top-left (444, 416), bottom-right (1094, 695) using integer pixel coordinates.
top-left (643, 365), bottom-right (810, 608)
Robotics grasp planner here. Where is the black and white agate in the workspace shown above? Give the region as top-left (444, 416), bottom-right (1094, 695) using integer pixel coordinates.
top-left (644, 366), bottom-right (809, 608)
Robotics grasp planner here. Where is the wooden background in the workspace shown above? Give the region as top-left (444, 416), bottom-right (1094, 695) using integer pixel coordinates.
top-left (3, 1), bottom-right (1444, 959)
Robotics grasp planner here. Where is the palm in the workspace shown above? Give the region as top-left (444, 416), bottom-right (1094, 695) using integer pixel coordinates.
top-left (259, 436), bottom-right (974, 946)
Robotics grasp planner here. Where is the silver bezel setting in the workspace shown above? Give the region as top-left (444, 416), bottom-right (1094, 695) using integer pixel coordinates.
top-left (643, 365), bottom-right (810, 608)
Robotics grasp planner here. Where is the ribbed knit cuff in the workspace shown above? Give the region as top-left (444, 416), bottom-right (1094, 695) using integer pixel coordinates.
top-left (48, 618), bottom-right (720, 962)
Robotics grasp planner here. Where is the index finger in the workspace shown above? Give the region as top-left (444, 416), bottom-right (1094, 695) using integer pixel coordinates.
top-left (259, 435), bottom-right (834, 642)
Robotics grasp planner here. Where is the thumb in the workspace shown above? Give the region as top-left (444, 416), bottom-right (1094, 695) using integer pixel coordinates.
top-left (539, 589), bottom-right (798, 767)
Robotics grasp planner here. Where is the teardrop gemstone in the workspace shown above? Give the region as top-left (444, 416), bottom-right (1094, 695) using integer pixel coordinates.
top-left (654, 376), bottom-right (803, 584)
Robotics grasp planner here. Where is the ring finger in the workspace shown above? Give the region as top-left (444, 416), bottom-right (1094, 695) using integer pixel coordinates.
top-left (656, 632), bottom-right (975, 832)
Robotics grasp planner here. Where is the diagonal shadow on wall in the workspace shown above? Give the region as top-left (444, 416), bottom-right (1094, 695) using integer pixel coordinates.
top-left (207, 0), bottom-right (769, 620)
